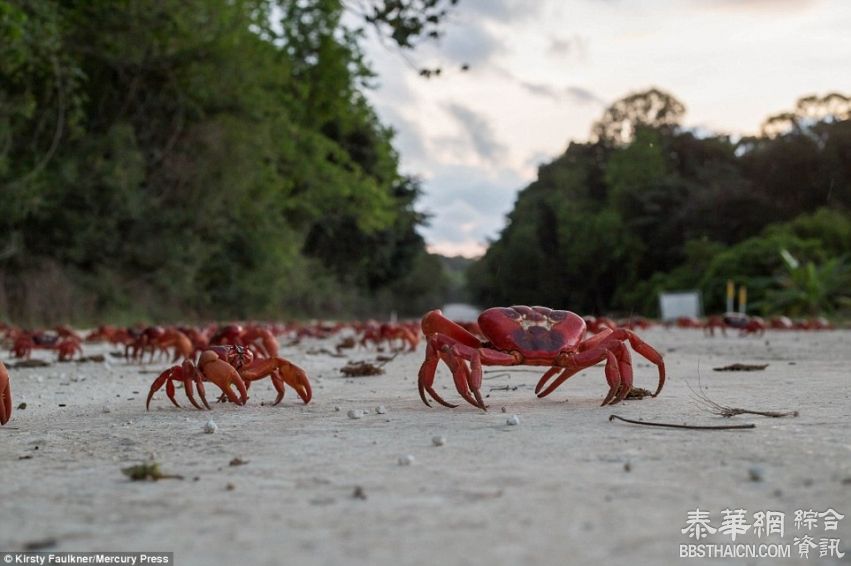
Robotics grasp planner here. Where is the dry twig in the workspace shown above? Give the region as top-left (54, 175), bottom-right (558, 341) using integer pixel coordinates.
top-left (609, 414), bottom-right (756, 430)
top-left (713, 363), bottom-right (769, 372)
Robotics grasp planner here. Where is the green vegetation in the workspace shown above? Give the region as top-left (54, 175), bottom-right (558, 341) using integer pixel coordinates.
top-left (0, 0), bottom-right (458, 324)
top-left (468, 90), bottom-right (851, 316)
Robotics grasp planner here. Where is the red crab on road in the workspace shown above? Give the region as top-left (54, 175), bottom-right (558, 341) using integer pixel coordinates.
top-left (418, 306), bottom-right (665, 410)
top-left (146, 346), bottom-right (312, 410)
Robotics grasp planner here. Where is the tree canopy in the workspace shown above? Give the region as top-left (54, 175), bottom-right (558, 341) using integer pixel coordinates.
top-left (0, 0), bottom-right (453, 323)
top-left (469, 88), bottom-right (851, 316)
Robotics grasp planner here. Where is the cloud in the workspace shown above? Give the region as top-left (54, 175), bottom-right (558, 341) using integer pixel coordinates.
top-left (547, 34), bottom-right (589, 60)
top-left (459, 0), bottom-right (543, 23)
top-left (519, 81), bottom-right (562, 99)
top-left (377, 106), bottom-right (428, 167)
top-left (438, 23), bottom-right (505, 66)
top-left (696, 0), bottom-right (820, 12)
top-left (445, 103), bottom-right (507, 162)
top-left (518, 81), bottom-right (606, 106)
top-left (524, 150), bottom-right (556, 171)
top-left (417, 163), bottom-right (526, 256)
top-left (566, 86), bottom-right (605, 106)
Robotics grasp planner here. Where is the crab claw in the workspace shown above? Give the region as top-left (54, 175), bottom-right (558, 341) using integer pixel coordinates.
top-left (0, 362), bottom-right (12, 425)
top-left (274, 361), bottom-right (312, 404)
top-left (198, 350), bottom-right (248, 406)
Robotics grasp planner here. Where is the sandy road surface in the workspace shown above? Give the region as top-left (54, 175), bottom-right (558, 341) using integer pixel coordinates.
top-left (1, 328), bottom-right (849, 565)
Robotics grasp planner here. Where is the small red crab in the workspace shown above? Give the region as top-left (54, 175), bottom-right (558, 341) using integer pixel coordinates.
top-left (146, 346), bottom-right (312, 410)
top-left (418, 306), bottom-right (665, 410)
top-left (145, 353), bottom-right (246, 411)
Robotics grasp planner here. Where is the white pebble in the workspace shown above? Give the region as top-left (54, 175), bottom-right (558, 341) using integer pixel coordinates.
top-left (506, 415), bottom-right (520, 426)
top-left (347, 409), bottom-right (364, 420)
top-left (432, 435), bottom-right (446, 447)
top-left (375, 405), bottom-right (386, 414)
top-left (204, 419), bottom-right (218, 434)
top-left (398, 454), bottom-right (415, 466)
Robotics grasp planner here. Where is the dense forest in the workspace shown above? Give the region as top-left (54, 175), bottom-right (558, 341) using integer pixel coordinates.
top-left (0, 0), bottom-right (461, 324)
top-left (3, 2), bottom-right (849, 324)
top-left (468, 89), bottom-right (851, 317)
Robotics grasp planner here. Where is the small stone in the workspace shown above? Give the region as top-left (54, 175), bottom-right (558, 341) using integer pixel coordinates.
top-left (506, 415), bottom-right (520, 426)
top-left (748, 465), bottom-right (764, 482)
top-left (204, 419), bottom-right (218, 434)
top-left (352, 486), bottom-right (367, 500)
top-left (375, 405), bottom-right (386, 414)
top-left (624, 462), bottom-right (632, 472)
top-left (398, 454), bottom-right (415, 466)
top-left (432, 435), bottom-right (446, 447)
top-left (226, 482), bottom-right (235, 491)
top-left (500, 407), bottom-right (507, 413)
top-left (17, 402), bottom-right (27, 410)
top-left (347, 409), bottom-right (364, 420)
top-left (334, 406), bottom-right (341, 412)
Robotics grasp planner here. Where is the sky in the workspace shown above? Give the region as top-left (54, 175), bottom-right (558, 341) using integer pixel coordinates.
top-left (359, 0), bottom-right (851, 257)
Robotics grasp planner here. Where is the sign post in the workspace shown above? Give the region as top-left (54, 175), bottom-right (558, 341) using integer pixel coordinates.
top-left (726, 280), bottom-right (735, 313)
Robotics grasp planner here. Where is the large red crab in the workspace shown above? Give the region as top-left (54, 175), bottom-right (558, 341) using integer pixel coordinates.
top-left (418, 306), bottom-right (665, 410)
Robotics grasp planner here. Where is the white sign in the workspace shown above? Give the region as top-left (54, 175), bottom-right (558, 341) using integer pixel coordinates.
top-left (659, 291), bottom-right (702, 321)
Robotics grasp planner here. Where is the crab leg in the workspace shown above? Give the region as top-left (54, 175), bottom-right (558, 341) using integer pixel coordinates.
top-left (535, 348), bottom-right (612, 400)
top-left (418, 338), bottom-right (458, 408)
top-left (610, 341), bottom-right (633, 404)
top-left (470, 350), bottom-right (486, 409)
top-left (269, 372), bottom-right (286, 405)
top-left (605, 329), bottom-right (665, 396)
top-left (181, 375), bottom-right (205, 410)
top-left (0, 362), bottom-right (11, 425)
top-left (440, 347), bottom-right (481, 409)
top-left (535, 366), bottom-right (582, 397)
top-left (147, 369), bottom-right (173, 410)
top-left (435, 337), bottom-right (515, 410)
top-left (192, 368), bottom-right (211, 409)
top-left (601, 350), bottom-right (624, 406)
top-left (539, 331), bottom-right (662, 404)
